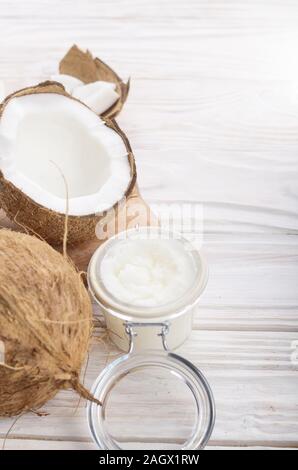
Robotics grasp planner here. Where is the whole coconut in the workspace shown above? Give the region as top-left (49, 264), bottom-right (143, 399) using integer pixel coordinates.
top-left (0, 229), bottom-right (99, 417)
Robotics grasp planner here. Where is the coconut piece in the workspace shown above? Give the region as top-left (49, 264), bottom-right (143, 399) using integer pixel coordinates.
top-left (51, 73), bottom-right (119, 115)
top-left (0, 229), bottom-right (99, 417)
top-left (0, 82), bottom-right (136, 245)
top-left (73, 80), bottom-right (117, 99)
top-left (73, 81), bottom-right (120, 115)
top-left (59, 45), bottom-right (129, 119)
top-left (50, 74), bottom-right (84, 94)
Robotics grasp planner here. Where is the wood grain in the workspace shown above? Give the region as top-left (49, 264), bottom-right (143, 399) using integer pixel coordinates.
top-left (0, 0), bottom-right (297, 450)
top-left (0, 329), bottom-right (297, 448)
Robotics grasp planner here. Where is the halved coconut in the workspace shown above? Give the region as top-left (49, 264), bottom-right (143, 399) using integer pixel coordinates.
top-left (0, 82), bottom-right (136, 245)
top-left (58, 45), bottom-right (130, 119)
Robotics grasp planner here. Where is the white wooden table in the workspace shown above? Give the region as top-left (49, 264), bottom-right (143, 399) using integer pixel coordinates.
top-left (0, 0), bottom-right (297, 450)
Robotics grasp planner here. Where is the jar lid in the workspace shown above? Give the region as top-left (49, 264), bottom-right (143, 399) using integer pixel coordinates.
top-left (87, 324), bottom-right (215, 450)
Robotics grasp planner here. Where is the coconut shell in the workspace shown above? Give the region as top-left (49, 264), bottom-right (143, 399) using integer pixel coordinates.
top-left (0, 229), bottom-right (99, 417)
top-left (59, 45), bottom-right (130, 119)
top-left (0, 82), bottom-right (137, 246)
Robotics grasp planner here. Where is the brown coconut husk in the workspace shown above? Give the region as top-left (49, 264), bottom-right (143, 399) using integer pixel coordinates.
top-left (0, 82), bottom-right (137, 246)
top-left (59, 44), bottom-right (130, 119)
top-left (0, 228), bottom-right (100, 417)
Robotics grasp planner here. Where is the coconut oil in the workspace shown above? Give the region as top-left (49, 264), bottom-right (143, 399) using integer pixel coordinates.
top-left (88, 228), bottom-right (208, 351)
top-left (99, 238), bottom-right (198, 308)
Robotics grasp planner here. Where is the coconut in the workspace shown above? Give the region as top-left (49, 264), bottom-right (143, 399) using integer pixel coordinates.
top-left (72, 81), bottom-right (120, 116)
top-left (51, 73), bottom-right (121, 116)
top-left (0, 228), bottom-right (99, 417)
top-left (58, 45), bottom-right (130, 119)
top-left (0, 81), bottom-right (136, 245)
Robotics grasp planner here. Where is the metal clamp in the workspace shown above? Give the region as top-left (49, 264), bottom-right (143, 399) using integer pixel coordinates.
top-left (124, 322), bottom-right (170, 353)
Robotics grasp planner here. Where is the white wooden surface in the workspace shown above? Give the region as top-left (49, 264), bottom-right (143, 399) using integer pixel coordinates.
top-left (0, 0), bottom-right (298, 450)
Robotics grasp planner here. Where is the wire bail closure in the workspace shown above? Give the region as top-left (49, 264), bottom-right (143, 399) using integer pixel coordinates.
top-left (124, 322), bottom-right (170, 353)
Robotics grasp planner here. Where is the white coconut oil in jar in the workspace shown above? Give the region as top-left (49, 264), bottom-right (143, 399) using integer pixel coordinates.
top-left (87, 227), bottom-right (215, 450)
top-left (88, 227), bottom-right (208, 351)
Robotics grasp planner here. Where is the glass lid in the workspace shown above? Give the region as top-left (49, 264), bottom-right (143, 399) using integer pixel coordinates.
top-left (87, 349), bottom-right (215, 450)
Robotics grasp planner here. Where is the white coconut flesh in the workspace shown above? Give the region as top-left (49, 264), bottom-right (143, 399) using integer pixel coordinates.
top-left (51, 74), bottom-right (84, 94)
top-left (0, 93), bottom-right (131, 216)
top-left (51, 74), bottom-right (120, 115)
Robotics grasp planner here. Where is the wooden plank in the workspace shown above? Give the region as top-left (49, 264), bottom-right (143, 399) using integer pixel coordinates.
top-left (1, 23), bottom-right (298, 83)
top-left (0, 438), bottom-right (96, 451)
top-left (2, 208), bottom-right (297, 333)
top-left (0, 438), bottom-right (295, 451)
top-left (89, 233), bottom-right (298, 332)
top-left (0, 330), bottom-right (297, 447)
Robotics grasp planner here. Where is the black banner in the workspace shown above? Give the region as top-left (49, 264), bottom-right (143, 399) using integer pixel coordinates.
top-left (0, 449), bottom-right (287, 466)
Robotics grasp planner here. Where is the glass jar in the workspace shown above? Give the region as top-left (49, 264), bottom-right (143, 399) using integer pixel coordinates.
top-left (87, 227), bottom-right (215, 450)
top-left (88, 227), bottom-right (209, 352)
